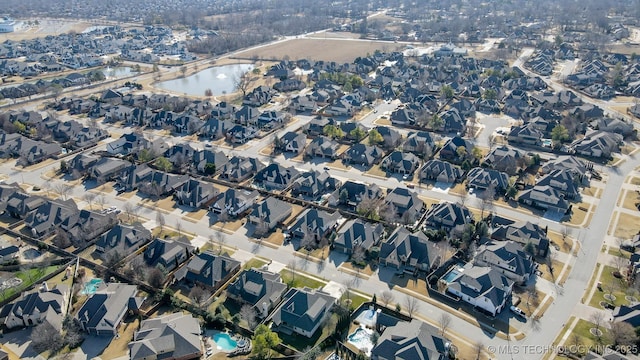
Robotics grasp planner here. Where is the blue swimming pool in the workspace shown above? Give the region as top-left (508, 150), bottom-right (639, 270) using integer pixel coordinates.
top-left (213, 332), bottom-right (237, 351)
top-left (442, 268), bottom-right (462, 283)
top-left (81, 278), bottom-right (103, 295)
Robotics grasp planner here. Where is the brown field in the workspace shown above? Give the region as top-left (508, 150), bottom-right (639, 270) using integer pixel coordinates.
top-left (234, 38), bottom-right (405, 63)
top-left (614, 212), bottom-right (640, 239)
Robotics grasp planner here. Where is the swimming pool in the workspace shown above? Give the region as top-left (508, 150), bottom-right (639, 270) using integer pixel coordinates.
top-left (81, 278), bottom-right (104, 295)
top-left (442, 268), bottom-right (462, 283)
top-left (348, 328), bottom-right (374, 356)
top-left (213, 332), bottom-right (237, 351)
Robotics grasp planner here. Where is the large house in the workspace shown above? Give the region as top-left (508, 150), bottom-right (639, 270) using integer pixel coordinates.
top-left (289, 208), bottom-right (341, 244)
top-left (128, 313), bottom-right (202, 360)
top-left (173, 251), bottom-right (241, 292)
top-left (445, 264), bottom-right (514, 316)
top-left (383, 187), bottom-right (425, 224)
top-left (333, 219), bottom-right (385, 255)
top-left (143, 238), bottom-right (194, 273)
top-left (491, 221), bottom-right (550, 257)
top-left (249, 197), bottom-right (293, 232)
top-left (419, 159), bottom-right (464, 184)
top-left (271, 287), bottom-right (336, 338)
top-left (379, 227), bottom-right (443, 272)
top-left (475, 241), bottom-right (535, 285)
top-left (211, 188), bottom-right (260, 217)
top-left (227, 268), bottom-right (288, 319)
top-left (76, 283), bottom-right (143, 336)
top-left (290, 170), bottom-right (340, 199)
top-left (2, 284), bottom-right (69, 330)
top-left (424, 202), bottom-right (472, 230)
top-left (371, 319), bottom-right (453, 360)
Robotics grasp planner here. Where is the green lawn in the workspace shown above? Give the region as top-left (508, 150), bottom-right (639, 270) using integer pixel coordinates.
top-left (588, 265), bottom-right (630, 308)
top-left (243, 258), bottom-right (268, 270)
top-left (341, 292), bottom-right (369, 312)
top-left (0, 265), bottom-right (60, 302)
top-left (566, 319), bottom-right (611, 356)
top-left (279, 269), bottom-right (326, 289)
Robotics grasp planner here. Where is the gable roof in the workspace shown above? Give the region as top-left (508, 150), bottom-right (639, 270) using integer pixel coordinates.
top-left (371, 319), bottom-right (450, 360)
top-left (129, 313), bottom-right (201, 360)
top-left (334, 219), bottom-right (384, 251)
top-left (173, 251), bottom-right (241, 288)
top-left (76, 283), bottom-right (141, 332)
top-left (271, 287), bottom-right (336, 335)
top-left (447, 264), bottom-right (514, 309)
top-left (227, 268), bottom-right (287, 310)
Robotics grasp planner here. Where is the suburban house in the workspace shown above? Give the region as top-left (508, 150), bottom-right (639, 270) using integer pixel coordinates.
top-left (87, 157), bottom-right (130, 183)
top-left (193, 149), bottom-right (228, 175)
top-left (289, 208), bottom-right (341, 242)
top-left (3, 284), bottom-right (69, 330)
top-left (507, 124), bottom-right (545, 146)
top-left (5, 192), bottom-right (47, 219)
top-left (249, 197), bottom-right (293, 232)
top-left (75, 283), bottom-right (143, 336)
top-left (200, 118), bottom-right (234, 139)
top-left (374, 126), bottom-right (403, 149)
top-left (227, 268), bottom-right (288, 319)
top-left (143, 238), bottom-right (194, 272)
top-left (271, 287), bottom-right (337, 338)
top-left (381, 151), bottom-right (421, 175)
top-left (518, 185), bottom-right (570, 215)
top-left (333, 219), bottom-right (385, 254)
top-left (128, 313), bottom-right (202, 360)
top-left (328, 180), bottom-right (383, 208)
top-left (343, 143), bottom-right (384, 167)
top-left (95, 223), bottom-right (152, 255)
top-left (106, 132), bottom-right (151, 155)
top-left (0, 245), bottom-right (19, 264)
top-left (24, 198), bottom-right (78, 238)
top-left (419, 159), bottom-right (464, 184)
top-left (491, 221), bottom-right (550, 257)
top-left (211, 188), bottom-right (260, 217)
top-left (571, 130), bottom-right (623, 159)
top-left (483, 146), bottom-right (525, 176)
top-left (370, 319), bottom-right (452, 360)
top-left (540, 155), bottom-right (588, 182)
top-left (535, 169), bottom-right (580, 199)
top-left (474, 241), bottom-right (535, 285)
top-left (174, 179), bottom-right (219, 208)
top-left (173, 251), bottom-right (241, 292)
top-left (402, 131), bottom-right (436, 156)
top-left (254, 163), bottom-right (300, 190)
top-left (424, 202), bottom-right (472, 230)
top-left (278, 131), bottom-right (307, 155)
top-left (290, 170), bottom-right (341, 199)
top-left (383, 187), bottom-right (425, 224)
top-left (466, 167), bottom-right (510, 194)
top-left (219, 156), bottom-right (265, 183)
top-left (306, 136), bottom-right (340, 159)
top-left (613, 303), bottom-right (640, 328)
top-left (445, 264), bottom-right (514, 316)
top-left (379, 227), bottom-right (443, 272)
top-left (439, 136), bottom-right (474, 164)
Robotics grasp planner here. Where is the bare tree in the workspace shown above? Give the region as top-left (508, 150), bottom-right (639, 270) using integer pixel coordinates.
top-left (287, 259), bottom-right (298, 284)
top-left (612, 255), bottom-right (628, 275)
top-left (123, 202), bottom-right (136, 222)
top-left (233, 71), bottom-right (253, 97)
top-left (479, 184), bottom-right (496, 219)
top-left (52, 182), bottom-right (73, 201)
top-left (156, 211), bottom-right (166, 234)
top-left (189, 286), bottom-right (210, 308)
top-left (96, 194), bottom-right (106, 210)
top-left (175, 220), bottom-right (183, 237)
top-left (31, 322), bottom-right (64, 353)
top-left (147, 267), bottom-right (164, 288)
top-left (590, 312), bottom-right (605, 341)
top-left (82, 192), bottom-right (97, 209)
top-left (404, 295), bottom-right (420, 318)
top-left (381, 290), bottom-right (395, 307)
top-left (561, 226), bottom-right (572, 247)
top-left (474, 341), bottom-right (485, 360)
top-left (215, 230), bottom-right (226, 254)
top-left (240, 304), bottom-right (258, 328)
top-left (609, 320), bottom-right (638, 346)
top-left (438, 313), bottom-right (452, 336)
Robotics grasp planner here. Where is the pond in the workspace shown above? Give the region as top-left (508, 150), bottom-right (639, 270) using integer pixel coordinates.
top-left (101, 66), bottom-right (137, 79)
top-left (155, 63), bottom-right (254, 96)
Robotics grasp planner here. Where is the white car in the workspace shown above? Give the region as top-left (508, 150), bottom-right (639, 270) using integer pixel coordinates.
top-left (510, 305), bottom-right (526, 318)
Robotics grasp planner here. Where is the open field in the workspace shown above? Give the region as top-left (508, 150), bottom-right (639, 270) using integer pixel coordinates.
top-left (233, 38), bottom-right (405, 63)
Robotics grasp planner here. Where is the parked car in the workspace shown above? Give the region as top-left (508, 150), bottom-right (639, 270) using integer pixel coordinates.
top-left (510, 305), bottom-right (526, 319)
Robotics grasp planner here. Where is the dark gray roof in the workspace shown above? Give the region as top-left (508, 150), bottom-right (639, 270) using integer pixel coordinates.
top-left (271, 288), bottom-right (336, 335)
top-left (129, 313), bottom-right (201, 360)
top-left (371, 319), bottom-right (450, 360)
